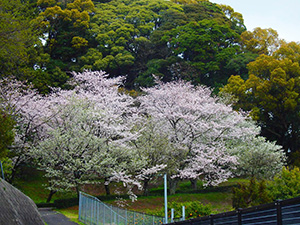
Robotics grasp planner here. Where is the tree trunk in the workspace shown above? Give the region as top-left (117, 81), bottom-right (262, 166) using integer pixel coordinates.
top-left (76, 185), bottom-right (80, 199)
top-left (190, 179), bottom-right (197, 190)
top-left (104, 177), bottom-right (111, 195)
top-left (143, 178), bottom-right (150, 196)
top-left (169, 178), bottom-right (179, 195)
top-left (7, 156), bottom-right (21, 184)
top-left (46, 190), bottom-right (57, 203)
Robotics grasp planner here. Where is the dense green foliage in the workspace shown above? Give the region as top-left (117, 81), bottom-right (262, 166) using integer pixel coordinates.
top-left (222, 41), bottom-right (300, 155)
top-left (0, 0), bottom-right (38, 78)
top-left (232, 167), bottom-right (300, 209)
top-left (0, 109), bottom-right (15, 178)
top-left (232, 178), bottom-right (271, 209)
top-left (78, 0), bottom-right (247, 88)
top-left (0, 0), bottom-right (249, 90)
top-left (169, 201), bottom-right (212, 219)
top-left (152, 200), bottom-right (213, 219)
top-left (0, 110), bottom-right (14, 159)
top-left (269, 167), bottom-right (300, 200)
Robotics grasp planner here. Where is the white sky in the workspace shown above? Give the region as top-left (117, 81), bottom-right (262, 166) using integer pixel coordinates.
top-left (212, 0), bottom-right (300, 43)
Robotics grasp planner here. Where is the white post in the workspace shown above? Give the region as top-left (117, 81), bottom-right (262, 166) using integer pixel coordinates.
top-left (171, 208), bottom-right (174, 222)
top-left (164, 173), bottom-right (168, 224)
top-left (182, 205), bottom-right (185, 221)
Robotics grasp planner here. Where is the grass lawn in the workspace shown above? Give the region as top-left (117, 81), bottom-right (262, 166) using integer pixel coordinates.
top-left (57, 179), bottom-right (244, 221)
top-left (13, 167), bottom-right (248, 222)
top-left (13, 166), bottom-right (77, 203)
top-left (56, 206), bottom-right (85, 225)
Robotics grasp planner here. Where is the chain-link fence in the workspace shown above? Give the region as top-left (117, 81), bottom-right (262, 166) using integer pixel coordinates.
top-left (79, 192), bottom-right (166, 225)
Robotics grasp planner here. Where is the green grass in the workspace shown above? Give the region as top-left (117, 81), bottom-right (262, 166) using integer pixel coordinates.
top-left (56, 206), bottom-right (85, 225)
top-left (13, 166), bottom-right (77, 203)
top-left (102, 178), bottom-right (248, 215)
top-left (13, 167), bottom-right (248, 222)
top-left (54, 179), bottom-right (240, 222)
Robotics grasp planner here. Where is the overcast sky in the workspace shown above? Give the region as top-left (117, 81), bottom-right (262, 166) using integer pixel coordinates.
top-left (212, 0), bottom-right (300, 43)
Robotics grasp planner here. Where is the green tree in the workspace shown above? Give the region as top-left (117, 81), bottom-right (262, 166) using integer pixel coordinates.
top-left (0, 0), bottom-right (39, 78)
top-left (0, 109), bottom-right (15, 179)
top-left (218, 4), bottom-right (246, 34)
top-left (269, 167), bottom-right (300, 200)
top-left (230, 136), bottom-right (286, 180)
top-left (0, 110), bottom-right (14, 159)
top-left (241, 27), bottom-right (281, 55)
top-left (232, 178), bottom-right (272, 209)
top-left (36, 0), bottom-right (94, 71)
top-left (162, 19), bottom-right (241, 87)
top-left (222, 41), bottom-right (300, 155)
top-left (79, 0), bottom-right (246, 89)
top-left (80, 0), bottom-right (183, 86)
top-left (0, 0), bottom-right (69, 93)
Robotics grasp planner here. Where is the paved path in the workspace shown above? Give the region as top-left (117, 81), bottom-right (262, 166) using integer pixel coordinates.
top-left (38, 208), bottom-right (79, 225)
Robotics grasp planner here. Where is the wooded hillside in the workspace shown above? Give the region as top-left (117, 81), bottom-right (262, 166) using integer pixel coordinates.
top-left (1, 0), bottom-right (300, 160)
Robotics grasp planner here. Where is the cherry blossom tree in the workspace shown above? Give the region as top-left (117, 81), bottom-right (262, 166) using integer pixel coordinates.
top-left (0, 71), bottom-right (167, 199)
top-left (130, 116), bottom-right (177, 195)
top-left (0, 78), bottom-right (50, 181)
top-left (137, 79), bottom-right (264, 193)
top-left (229, 136), bottom-right (286, 179)
top-left (1, 71), bottom-right (286, 199)
top-left (30, 71), bottom-right (144, 199)
top-left (30, 96), bottom-right (140, 201)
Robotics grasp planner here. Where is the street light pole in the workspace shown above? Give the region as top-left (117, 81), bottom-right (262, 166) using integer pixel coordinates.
top-left (164, 173), bottom-right (168, 224)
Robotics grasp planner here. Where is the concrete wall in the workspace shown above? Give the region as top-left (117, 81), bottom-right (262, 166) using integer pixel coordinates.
top-left (0, 178), bottom-right (44, 225)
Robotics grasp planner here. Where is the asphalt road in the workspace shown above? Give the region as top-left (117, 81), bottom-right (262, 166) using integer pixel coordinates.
top-left (38, 208), bottom-right (79, 225)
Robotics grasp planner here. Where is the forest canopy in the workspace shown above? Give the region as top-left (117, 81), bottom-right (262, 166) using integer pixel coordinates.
top-left (1, 0), bottom-right (300, 159)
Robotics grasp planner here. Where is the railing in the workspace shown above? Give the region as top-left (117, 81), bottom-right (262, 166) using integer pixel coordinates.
top-left (167, 196), bottom-right (300, 225)
top-left (79, 192), bottom-right (166, 225)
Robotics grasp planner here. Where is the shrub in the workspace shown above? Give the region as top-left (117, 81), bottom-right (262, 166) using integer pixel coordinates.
top-left (232, 178), bottom-right (272, 209)
top-left (54, 198), bottom-right (78, 209)
top-left (181, 201), bottom-right (212, 219)
top-left (269, 167), bottom-right (300, 200)
top-left (152, 201), bottom-right (212, 219)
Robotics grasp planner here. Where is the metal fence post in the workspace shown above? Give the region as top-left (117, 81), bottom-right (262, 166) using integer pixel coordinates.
top-left (111, 205), bottom-right (113, 224)
top-left (210, 214), bottom-right (214, 225)
top-left (134, 211), bottom-right (136, 224)
top-left (96, 199), bottom-right (99, 225)
top-left (117, 207), bottom-right (119, 225)
top-left (103, 203), bottom-right (105, 225)
top-left (82, 193), bottom-right (86, 223)
top-left (276, 200), bottom-right (282, 225)
top-left (182, 206), bottom-right (185, 221)
top-left (238, 208), bottom-right (242, 225)
top-left (91, 198), bottom-right (93, 224)
top-left (79, 192), bottom-right (82, 221)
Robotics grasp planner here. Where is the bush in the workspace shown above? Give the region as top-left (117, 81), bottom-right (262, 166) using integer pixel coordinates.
top-left (232, 178), bottom-right (272, 209)
top-left (269, 167), bottom-right (300, 200)
top-left (152, 201), bottom-right (212, 219)
top-left (180, 201), bottom-right (212, 219)
top-left (54, 198), bottom-right (78, 209)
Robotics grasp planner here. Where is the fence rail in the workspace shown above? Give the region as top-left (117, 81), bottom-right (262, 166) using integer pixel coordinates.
top-left (79, 192), bottom-right (166, 225)
top-left (167, 196), bottom-right (300, 225)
